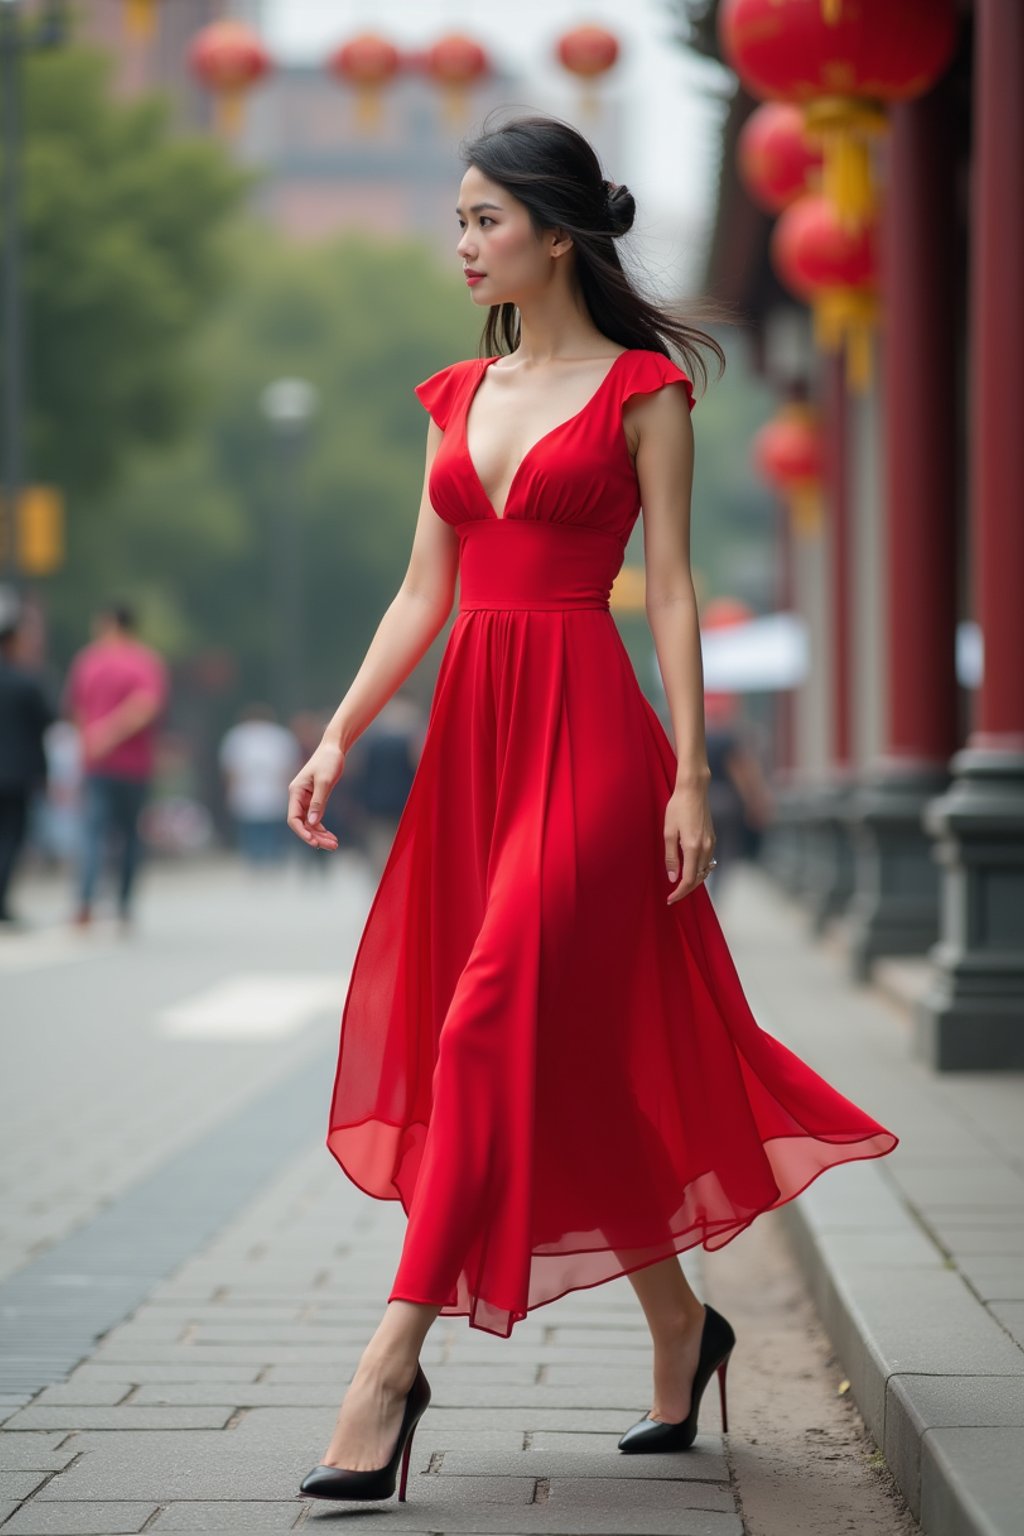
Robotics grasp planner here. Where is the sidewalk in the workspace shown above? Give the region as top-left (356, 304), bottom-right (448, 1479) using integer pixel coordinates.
top-left (717, 866), bottom-right (1024, 1536)
top-left (1, 854), bottom-right (1017, 1534)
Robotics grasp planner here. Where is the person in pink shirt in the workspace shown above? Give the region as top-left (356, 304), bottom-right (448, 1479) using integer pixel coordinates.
top-left (63, 601), bottom-right (169, 929)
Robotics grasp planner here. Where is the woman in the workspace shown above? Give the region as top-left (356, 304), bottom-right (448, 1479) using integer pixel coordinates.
top-left (286, 114), bottom-right (899, 1504)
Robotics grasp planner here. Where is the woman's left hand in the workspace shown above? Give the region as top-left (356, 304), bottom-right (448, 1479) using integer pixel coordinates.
top-left (664, 781), bottom-right (716, 904)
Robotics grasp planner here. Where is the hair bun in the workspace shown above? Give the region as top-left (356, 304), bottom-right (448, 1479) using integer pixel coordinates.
top-left (601, 178), bottom-right (635, 237)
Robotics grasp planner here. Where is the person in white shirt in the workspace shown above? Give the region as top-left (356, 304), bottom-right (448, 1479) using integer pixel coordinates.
top-left (218, 703), bottom-right (301, 866)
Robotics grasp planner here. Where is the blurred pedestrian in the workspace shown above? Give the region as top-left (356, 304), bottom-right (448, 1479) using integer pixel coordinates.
top-left (703, 698), bottom-right (774, 903)
top-left (0, 595), bottom-right (56, 928)
top-left (347, 691), bottom-right (424, 881)
top-left (218, 703), bottom-right (300, 867)
top-left (63, 600), bottom-right (169, 930)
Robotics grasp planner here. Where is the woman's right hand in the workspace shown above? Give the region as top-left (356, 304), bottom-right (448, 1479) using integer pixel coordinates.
top-left (287, 738), bottom-right (346, 850)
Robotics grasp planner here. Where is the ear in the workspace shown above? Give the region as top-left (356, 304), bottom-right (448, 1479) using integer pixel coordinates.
top-left (549, 227), bottom-right (574, 259)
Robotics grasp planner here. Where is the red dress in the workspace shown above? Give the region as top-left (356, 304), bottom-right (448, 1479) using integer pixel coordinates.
top-left (326, 348), bottom-right (898, 1338)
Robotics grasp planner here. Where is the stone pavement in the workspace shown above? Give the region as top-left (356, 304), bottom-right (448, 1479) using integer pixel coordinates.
top-left (0, 850), bottom-right (1010, 1533)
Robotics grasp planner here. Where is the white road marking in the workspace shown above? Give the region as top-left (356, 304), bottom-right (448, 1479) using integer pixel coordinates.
top-left (157, 972), bottom-right (346, 1040)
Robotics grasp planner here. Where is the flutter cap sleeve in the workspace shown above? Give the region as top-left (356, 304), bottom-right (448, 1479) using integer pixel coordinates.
top-left (413, 360), bottom-right (471, 430)
top-left (621, 350), bottom-right (696, 414)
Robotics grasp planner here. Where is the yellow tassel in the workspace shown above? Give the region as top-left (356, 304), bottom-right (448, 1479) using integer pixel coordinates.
top-left (803, 97), bottom-right (886, 235)
top-left (353, 85), bottom-right (384, 133)
top-left (790, 483), bottom-right (823, 539)
top-left (124, 0), bottom-right (156, 42)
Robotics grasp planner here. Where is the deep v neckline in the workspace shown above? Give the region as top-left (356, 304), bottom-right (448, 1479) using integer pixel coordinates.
top-left (462, 350), bottom-right (630, 521)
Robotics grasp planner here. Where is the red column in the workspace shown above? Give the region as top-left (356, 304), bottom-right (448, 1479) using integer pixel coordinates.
top-left (775, 500), bottom-right (796, 775)
top-left (881, 91), bottom-right (959, 766)
top-left (970, 0), bottom-right (1024, 750)
top-left (823, 352), bottom-right (851, 771)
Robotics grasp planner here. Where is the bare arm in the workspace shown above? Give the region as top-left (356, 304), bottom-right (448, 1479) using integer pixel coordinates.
top-left (630, 384), bottom-right (715, 903)
top-left (84, 689), bottom-right (162, 755)
top-left (287, 419), bottom-right (460, 847)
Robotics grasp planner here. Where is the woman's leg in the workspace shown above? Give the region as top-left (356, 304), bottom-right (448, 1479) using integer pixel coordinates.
top-left (320, 1298), bottom-right (442, 1470)
top-left (626, 1254), bottom-right (708, 1423)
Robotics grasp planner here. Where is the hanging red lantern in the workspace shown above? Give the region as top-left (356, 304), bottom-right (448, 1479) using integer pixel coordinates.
top-left (555, 25), bottom-right (620, 115)
top-left (752, 403), bottom-right (825, 536)
top-left (738, 102), bottom-right (822, 214)
top-left (328, 33), bottom-right (401, 131)
top-left (719, 0), bottom-right (958, 230)
top-left (188, 20), bottom-right (272, 137)
top-left (771, 192), bottom-right (878, 393)
top-left (423, 34), bottom-right (489, 125)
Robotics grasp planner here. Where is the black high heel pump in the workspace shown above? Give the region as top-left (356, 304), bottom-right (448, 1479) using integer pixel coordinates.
top-left (299, 1363), bottom-right (431, 1502)
top-left (617, 1303), bottom-right (736, 1453)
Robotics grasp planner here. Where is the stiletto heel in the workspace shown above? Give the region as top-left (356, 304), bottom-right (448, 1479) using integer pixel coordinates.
top-left (617, 1302), bottom-right (736, 1454)
top-left (397, 1421), bottom-right (416, 1502)
top-left (299, 1363), bottom-right (431, 1502)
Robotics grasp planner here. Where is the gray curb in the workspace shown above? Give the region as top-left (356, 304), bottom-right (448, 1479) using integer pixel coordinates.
top-left (778, 1156), bottom-right (1024, 1536)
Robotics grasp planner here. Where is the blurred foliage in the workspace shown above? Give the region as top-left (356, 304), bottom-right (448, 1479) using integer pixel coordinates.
top-left (46, 224), bottom-right (477, 720)
top-left (9, 44), bottom-right (251, 495)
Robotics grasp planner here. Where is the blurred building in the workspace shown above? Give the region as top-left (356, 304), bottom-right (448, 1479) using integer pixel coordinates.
top-left (236, 62), bottom-right (601, 252)
top-left (50, 0), bottom-right (267, 130)
top-left (46, 2), bottom-right (623, 256)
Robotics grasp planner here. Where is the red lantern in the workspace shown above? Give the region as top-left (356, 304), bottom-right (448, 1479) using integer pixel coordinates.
top-left (752, 403), bottom-right (825, 536)
top-left (719, 0), bottom-right (958, 229)
top-left (556, 25), bottom-right (620, 114)
top-left (738, 102), bottom-right (822, 214)
top-left (188, 20), bottom-right (271, 137)
top-left (328, 33), bottom-right (401, 131)
top-left (771, 192), bottom-right (878, 392)
top-left (423, 34), bottom-right (489, 125)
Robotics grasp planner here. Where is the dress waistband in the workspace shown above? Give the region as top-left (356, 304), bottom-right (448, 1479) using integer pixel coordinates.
top-left (456, 519), bottom-right (623, 612)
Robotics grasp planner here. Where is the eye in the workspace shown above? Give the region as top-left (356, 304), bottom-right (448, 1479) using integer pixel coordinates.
top-left (457, 216), bottom-right (494, 229)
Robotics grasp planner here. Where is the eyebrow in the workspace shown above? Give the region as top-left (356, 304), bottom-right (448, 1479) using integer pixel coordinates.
top-left (455, 202), bottom-right (502, 214)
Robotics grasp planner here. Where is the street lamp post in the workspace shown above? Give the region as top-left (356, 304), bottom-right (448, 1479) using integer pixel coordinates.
top-left (259, 377), bottom-right (318, 723)
top-left (0, 0), bottom-right (26, 579)
top-left (0, 0), bottom-right (63, 582)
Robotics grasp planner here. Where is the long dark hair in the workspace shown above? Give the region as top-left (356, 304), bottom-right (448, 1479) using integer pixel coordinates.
top-left (459, 111), bottom-right (735, 399)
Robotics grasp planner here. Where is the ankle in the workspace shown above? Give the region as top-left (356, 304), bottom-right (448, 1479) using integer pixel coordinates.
top-left (359, 1340), bottom-right (419, 1389)
top-left (650, 1301), bottom-right (705, 1349)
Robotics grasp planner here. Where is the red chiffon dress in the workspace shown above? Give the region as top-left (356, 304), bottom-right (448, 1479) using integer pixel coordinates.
top-left (325, 347), bottom-right (899, 1338)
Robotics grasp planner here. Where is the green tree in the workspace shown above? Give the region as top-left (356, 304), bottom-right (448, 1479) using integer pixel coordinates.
top-left (9, 43), bottom-right (251, 496)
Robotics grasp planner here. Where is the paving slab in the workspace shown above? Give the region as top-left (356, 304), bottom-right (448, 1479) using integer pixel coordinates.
top-left (148, 1502), bottom-right (303, 1532)
top-left (0, 1503), bottom-right (159, 1534)
top-left (3, 1405), bottom-right (237, 1432)
top-left (921, 1428), bottom-right (1024, 1536)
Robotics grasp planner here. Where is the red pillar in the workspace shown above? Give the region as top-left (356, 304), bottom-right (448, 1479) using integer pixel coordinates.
top-left (823, 352), bottom-right (851, 772)
top-left (845, 74), bottom-right (961, 979)
top-left (970, 0), bottom-right (1024, 749)
top-left (775, 500), bottom-right (796, 775)
top-left (882, 94), bottom-right (959, 768)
